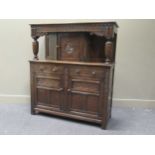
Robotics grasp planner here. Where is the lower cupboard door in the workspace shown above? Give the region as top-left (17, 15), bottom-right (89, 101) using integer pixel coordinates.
top-left (67, 78), bottom-right (103, 117)
top-left (70, 93), bottom-right (99, 114)
top-left (37, 88), bottom-right (63, 110)
top-left (35, 76), bottom-right (64, 110)
top-left (68, 91), bottom-right (102, 117)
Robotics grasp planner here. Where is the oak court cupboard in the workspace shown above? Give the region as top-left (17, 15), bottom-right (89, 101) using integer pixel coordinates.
top-left (30, 22), bottom-right (118, 129)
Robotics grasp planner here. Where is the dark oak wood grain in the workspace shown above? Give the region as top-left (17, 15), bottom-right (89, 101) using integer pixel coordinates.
top-left (30, 22), bottom-right (118, 129)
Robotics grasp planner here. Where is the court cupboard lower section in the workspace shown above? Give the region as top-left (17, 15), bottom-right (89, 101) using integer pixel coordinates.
top-left (30, 60), bottom-right (114, 129)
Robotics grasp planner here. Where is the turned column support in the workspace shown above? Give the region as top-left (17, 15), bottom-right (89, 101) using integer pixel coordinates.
top-left (32, 36), bottom-right (39, 60)
top-left (105, 40), bottom-right (114, 63)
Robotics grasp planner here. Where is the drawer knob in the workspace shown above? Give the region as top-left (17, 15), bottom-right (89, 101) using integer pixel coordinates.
top-left (40, 67), bottom-right (44, 71)
top-left (75, 69), bottom-right (80, 74)
top-left (56, 45), bottom-right (60, 48)
top-left (92, 71), bottom-right (96, 75)
top-left (52, 67), bottom-right (58, 72)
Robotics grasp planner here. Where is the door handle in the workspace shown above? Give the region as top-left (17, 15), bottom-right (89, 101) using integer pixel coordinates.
top-left (56, 45), bottom-right (60, 48)
top-left (75, 69), bottom-right (80, 74)
top-left (52, 67), bottom-right (58, 72)
top-left (92, 71), bottom-right (96, 75)
top-left (67, 89), bottom-right (71, 92)
top-left (58, 88), bottom-right (64, 91)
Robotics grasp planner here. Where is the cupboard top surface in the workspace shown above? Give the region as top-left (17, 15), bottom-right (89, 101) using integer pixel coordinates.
top-left (30, 22), bottom-right (118, 27)
top-left (30, 60), bottom-right (114, 67)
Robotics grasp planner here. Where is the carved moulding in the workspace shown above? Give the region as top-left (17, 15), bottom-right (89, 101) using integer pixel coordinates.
top-left (90, 26), bottom-right (114, 39)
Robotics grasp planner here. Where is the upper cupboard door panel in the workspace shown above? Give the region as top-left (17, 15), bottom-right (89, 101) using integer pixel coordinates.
top-left (57, 33), bottom-right (89, 61)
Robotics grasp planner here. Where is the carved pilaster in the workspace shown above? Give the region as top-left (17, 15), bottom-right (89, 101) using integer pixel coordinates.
top-left (32, 36), bottom-right (39, 60)
top-left (105, 41), bottom-right (113, 63)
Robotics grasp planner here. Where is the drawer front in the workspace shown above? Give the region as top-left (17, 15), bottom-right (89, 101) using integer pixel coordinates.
top-left (36, 76), bottom-right (62, 89)
top-left (33, 64), bottom-right (64, 75)
top-left (70, 79), bottom-right (100, 95)
top-left (69, 66), bottom-right (105, 79)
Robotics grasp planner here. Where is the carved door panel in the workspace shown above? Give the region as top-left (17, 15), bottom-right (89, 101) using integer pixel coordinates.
top-left (36, 76), bottom-right (63, 108)
top-left (67, 77), bottom-right (104, 118)
top-left (57, 33), bottom-right (89, 61)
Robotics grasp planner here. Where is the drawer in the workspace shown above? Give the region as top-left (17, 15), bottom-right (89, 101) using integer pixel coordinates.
top-left (36, 76), bottom-right (63, 90)
top-left (34, 64), bottom-right (64, 74)
top-left (69, 66), bottom-right (105, 78)
top-left (70, 79), bottom-right (100, 95)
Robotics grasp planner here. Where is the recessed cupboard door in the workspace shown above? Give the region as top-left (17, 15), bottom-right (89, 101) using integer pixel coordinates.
top-left (57, 33), bottom-right (89, 61)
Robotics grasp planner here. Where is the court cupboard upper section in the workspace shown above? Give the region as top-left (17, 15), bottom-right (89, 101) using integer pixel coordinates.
top-left (30, 22), bottom-right (118, 63)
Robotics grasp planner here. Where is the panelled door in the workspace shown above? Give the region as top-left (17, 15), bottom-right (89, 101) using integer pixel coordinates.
top-left (67, 65), bottom-right (105, 118)
top-left (57, 33), bottom-right (89, 61)
top-left (34, 64), bottom-right (65, 111)
top-left (45, 32), bottom-right (90, 61)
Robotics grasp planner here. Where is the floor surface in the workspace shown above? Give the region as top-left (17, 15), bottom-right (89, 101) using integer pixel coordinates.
top-left (0, 103), bottom-right (155, 135)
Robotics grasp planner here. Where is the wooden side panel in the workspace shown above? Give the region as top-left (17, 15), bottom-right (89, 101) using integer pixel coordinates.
top-left (89, 35), bottom-right (106, 62)
top-left (45, 33), bottom-right (57, 60)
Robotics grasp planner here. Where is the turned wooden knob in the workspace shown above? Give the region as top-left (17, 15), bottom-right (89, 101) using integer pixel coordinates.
top-left (92, 71), bottom-right (96, 75)
top-left (40, 67), bottom-right (44, 71)
top-left (75, 69), bottom-right (80, 74)
top-left (52, 67), bottom-right (58, 72)
top-left (56, 45), bottom-right (61, 48)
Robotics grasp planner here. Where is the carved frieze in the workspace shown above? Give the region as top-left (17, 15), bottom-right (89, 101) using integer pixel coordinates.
top-left (31, 22), bottom-right (118, 39)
